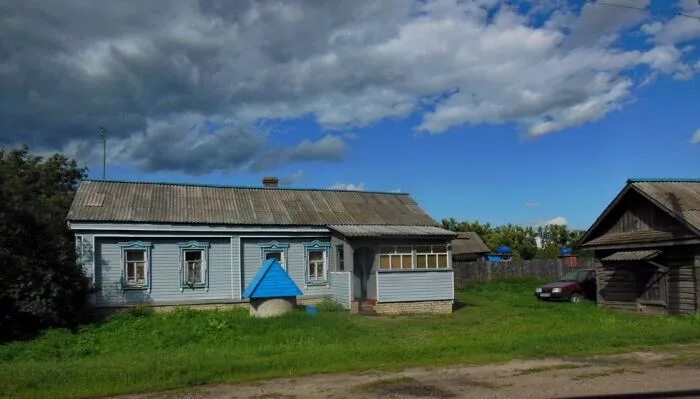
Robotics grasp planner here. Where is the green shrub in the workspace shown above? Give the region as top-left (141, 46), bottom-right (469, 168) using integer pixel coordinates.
top-left (316, 299), bottom-right (345, 312)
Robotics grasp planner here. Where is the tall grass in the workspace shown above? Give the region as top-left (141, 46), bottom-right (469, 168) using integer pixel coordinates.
top-left (1, 279), bottom-right (699, 399)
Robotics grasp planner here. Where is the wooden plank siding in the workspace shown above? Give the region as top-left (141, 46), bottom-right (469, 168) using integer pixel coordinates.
top-left (240, 237), bottom-right (335, 299)
top-left (377, 270), bottom-right (453, 303)
top-left (596, 253), bottom-right (698, 315)
top-left (94, 237), bottom-right (235, 306)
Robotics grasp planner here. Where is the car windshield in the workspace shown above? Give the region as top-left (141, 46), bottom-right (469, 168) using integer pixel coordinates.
top-left (559, 270), bottom-right (590, 282)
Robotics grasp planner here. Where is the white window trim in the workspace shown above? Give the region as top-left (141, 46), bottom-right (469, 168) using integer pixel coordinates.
top-left (379, 246), bottom-right (414, 270)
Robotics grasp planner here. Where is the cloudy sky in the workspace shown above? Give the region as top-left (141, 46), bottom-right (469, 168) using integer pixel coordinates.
top-left (2, 0), bottom-right (699, 228)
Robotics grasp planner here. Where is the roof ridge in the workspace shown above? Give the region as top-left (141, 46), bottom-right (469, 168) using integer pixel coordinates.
top-left (628, 178), bottom-right (700, 183)
top-left (81, 178), bottom-right (410, 196)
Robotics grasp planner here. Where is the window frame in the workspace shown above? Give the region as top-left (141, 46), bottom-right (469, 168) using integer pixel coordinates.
top-left (178, 241), bottom-right (210, 291)
top-left (260, 241), bottom-right (289, 270)
top-left (119, 241), bottom-right (152, 291)
top-left (378, 244), bottom-right (451, 272)
top-left (304, 240), bottom-right (331, 285)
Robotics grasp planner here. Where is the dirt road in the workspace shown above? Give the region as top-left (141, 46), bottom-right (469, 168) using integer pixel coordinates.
top-left (118, 345), bottom-right (700, 399)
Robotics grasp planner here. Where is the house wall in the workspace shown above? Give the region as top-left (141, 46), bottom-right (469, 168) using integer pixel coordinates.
top-left (348, 238), bottom-right (453, 303)
top-left (75, 227), bottom-right (454, 310)
top-left (93, 237), bottom-right (236, 306)
top-left (377, 270), bottom-right (454, 303)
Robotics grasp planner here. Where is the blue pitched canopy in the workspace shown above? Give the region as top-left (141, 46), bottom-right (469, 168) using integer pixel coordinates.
top-left (242, 258), bottom-right (302, 299)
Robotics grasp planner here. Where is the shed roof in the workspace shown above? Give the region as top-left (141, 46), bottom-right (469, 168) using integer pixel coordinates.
top-left (67, 180), bottom-right (438, 227)
top-left (451, 232), bottom-right (490, 255)
top-left (328, 224), bottom-right (456, 238)
top-left (601, 250), bottom-right (662, 262)
top-left (242, 258), bottom-right (302, 299)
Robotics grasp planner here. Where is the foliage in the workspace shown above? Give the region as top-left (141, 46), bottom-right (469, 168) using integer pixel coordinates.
top-left (1, 280), bottom-right (699, 399)
top-left (441, 218), bottom-right (586, 259)
top-left (0, 146), bottom-right (89, 341)
top-left (316, 298), bottom-right (345, 312)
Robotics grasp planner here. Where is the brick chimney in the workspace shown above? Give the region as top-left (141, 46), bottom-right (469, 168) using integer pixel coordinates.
top-left (262, 176), bottom-right (279, 188)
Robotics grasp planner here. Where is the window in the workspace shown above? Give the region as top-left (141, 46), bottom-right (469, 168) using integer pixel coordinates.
top-left (415, 245), bottom-right (449, 269)
top-left (178, 241), bottom-right (210, 290)
top-left (260, 241), bottom-right (289, 269)
top-left (379, 246), bottom-right (413, 270)
top-left (183, 250), bottom-right (205, 287)
top-left (336, 245), bottom-right (345, 271)
top-left (304, 240), bottom-right (330, 284)
top-left (120, 242), bottom-right (152, 289)
top-left (308, 250), bottom-right (326, 282)
top-left (124, 249), bottom-right (148, 287)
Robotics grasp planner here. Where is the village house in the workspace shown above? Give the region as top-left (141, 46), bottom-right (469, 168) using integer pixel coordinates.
top-left (67, 178), bottom-right (457, 314)
top-left (580, 179), bottom-right (700, 315)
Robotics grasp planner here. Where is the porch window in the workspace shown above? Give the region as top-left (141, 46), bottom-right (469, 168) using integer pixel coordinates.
top-left (416, 245), bottom-right (449, 269)
top-left (307, 250), bottom-right (326, 282)
top-left (125, 249), bottom-right (147, 287)
top-left (379, 246), bottom-right (413, 270)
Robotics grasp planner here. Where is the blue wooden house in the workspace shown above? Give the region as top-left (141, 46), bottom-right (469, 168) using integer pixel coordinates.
top-left (67, 177), bottom-right (457, 314)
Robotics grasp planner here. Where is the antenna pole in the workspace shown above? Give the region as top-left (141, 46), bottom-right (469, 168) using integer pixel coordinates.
top-left (99, 127), bottom-right (106, 179)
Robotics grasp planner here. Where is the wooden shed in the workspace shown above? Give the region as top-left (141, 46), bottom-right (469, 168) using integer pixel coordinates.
top-left (579, 179), bottom-right (700, 315)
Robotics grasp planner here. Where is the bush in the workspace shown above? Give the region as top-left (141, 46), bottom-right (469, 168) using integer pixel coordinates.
top-left (316, 298), bottom-right (345, 312)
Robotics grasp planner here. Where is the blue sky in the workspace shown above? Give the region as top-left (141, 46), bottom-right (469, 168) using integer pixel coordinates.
top-left (2, 1), bottom-right (699, 230)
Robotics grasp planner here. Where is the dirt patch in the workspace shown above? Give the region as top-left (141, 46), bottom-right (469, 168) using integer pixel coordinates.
top-left (356, 377), bottom-right (455, 398)
top-left (112, 344), bottom-right (700, 399)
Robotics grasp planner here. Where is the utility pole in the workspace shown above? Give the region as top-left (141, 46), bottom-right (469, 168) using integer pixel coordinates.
top-left (99, 127), bottom-right (106, 179)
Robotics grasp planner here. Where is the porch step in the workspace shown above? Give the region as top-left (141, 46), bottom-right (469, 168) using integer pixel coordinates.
top-left (354, 300), bottom-right (378, 316)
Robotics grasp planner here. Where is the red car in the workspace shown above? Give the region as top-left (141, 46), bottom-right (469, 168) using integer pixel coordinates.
top-left (534, 269), bottom-right (596, 303)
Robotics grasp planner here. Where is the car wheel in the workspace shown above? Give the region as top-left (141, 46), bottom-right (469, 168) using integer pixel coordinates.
top-left (570, 292), bottom-right (584, 303)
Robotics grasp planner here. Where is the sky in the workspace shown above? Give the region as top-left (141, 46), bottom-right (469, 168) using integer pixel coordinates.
top-left (1, 0), bottom-right (699, 230)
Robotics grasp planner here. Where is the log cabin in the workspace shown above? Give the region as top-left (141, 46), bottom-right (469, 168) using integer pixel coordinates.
top-left (579, 179), bottom-right (700, 315)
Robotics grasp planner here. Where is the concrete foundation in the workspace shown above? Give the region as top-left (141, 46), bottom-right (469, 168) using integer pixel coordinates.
top-left (249, 297), bottom-right (297, 318)
top-left (374, 300), bottom-right (453, 315)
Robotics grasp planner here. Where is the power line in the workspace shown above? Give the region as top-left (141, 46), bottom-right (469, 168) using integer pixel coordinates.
top-left (678, 12), bottom-right (700, 20)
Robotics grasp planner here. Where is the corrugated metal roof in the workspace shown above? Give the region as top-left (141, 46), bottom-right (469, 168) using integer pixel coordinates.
top-left (451, 232), bottom-right (490, 255)
top-left (327, 224), bottom-right (457, 238)
top-left (67, 180), bottom-right (439, 227)
top-left (630, 180), bottom-right (700, 233)
top-left (602, 250), bottom-right (662, 262)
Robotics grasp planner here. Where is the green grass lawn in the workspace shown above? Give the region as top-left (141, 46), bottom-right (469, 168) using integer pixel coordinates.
top-left (2, 278), bottom-right (699, 399)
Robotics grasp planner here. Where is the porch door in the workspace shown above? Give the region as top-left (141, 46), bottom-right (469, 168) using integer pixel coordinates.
top-left (353, 247), bottom-right (374, 300)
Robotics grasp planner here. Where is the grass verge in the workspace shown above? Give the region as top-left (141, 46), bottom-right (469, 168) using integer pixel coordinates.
top-left (1, 278), bottom-right (699, 399)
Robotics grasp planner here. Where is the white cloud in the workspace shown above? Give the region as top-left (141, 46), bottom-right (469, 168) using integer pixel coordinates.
top-left (1, 0), bottom-right (698, 173)
top-left (536, 216), bottom-right (568, 226)
top-left (690, 128), bottom-right (700, 144)
top-left (328, 182), bottom-right (366, 191)
top-left (289, 134), bottom-right (347, 161)
top-left (643, 0), bottom-right (700, 45)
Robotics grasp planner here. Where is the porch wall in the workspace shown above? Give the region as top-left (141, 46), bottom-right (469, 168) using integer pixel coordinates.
top-left (377, 270), bottom-right (454, 303)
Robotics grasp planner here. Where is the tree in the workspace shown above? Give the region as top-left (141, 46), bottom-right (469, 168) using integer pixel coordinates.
top-left (0, 146), bottom-right (89, 341)
top-left (441, 218), bottom-right (587, 260)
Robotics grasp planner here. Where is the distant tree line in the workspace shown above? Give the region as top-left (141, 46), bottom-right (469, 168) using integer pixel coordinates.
top-left (0, 146), bottom-right (90, 341)
top-left (441, 218), bottom-right (587, 260)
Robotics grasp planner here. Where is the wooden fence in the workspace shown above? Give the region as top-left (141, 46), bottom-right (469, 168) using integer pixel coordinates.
top-left (453, 258), bottom-right (600, 289)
